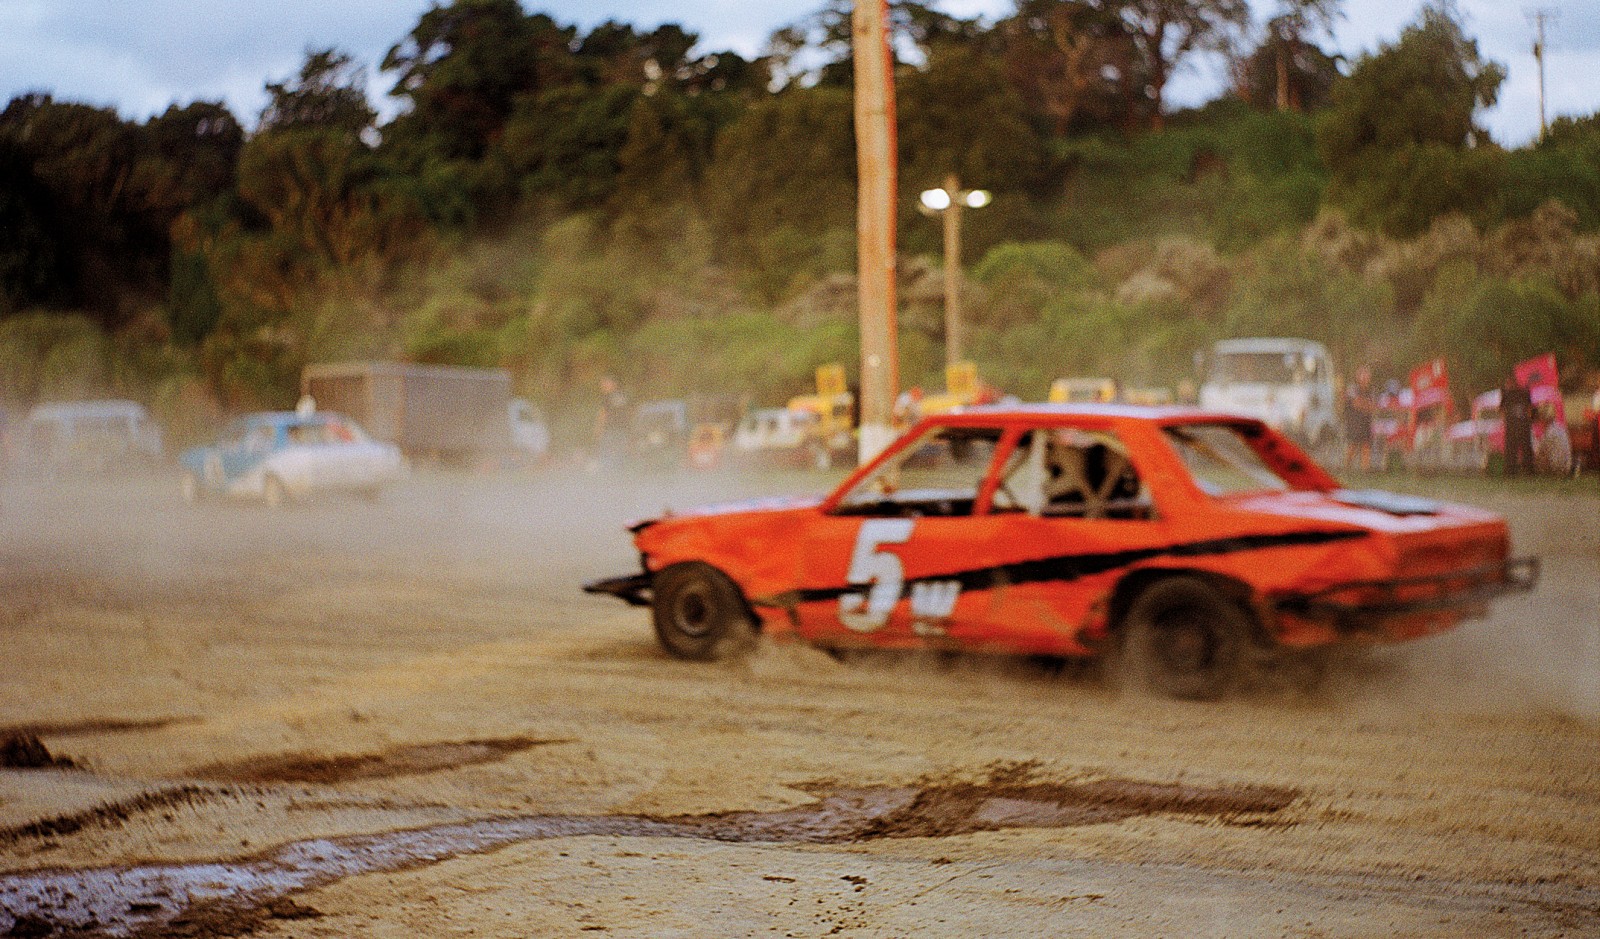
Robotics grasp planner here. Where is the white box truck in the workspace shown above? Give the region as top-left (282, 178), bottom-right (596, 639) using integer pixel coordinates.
top-left (1198, 338), bottom-right (1339, 449)
top-left (301, 362), bottom-right (547, 464)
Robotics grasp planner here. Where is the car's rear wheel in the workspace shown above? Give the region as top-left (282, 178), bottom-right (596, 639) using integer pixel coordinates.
top-left (652, 562), bottom-right (756, 661)
top-left (263, 474), bottom-right (289, 509)
top-left (1117, 576), bottom-right (1249, 700)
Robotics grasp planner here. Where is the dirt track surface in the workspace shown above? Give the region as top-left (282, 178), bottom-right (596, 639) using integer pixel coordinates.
top-left (0, 468), bottom-right (1596, 937)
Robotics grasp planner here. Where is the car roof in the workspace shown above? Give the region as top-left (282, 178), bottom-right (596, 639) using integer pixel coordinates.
top-left (932, 402), bottom-right (1243, 424)
top-left (28, 399), bottom-right (149, 420)
top-left (241, 411), bottom-right (345, 426)
top-left (1212, 337), bottom-right (1327, 354)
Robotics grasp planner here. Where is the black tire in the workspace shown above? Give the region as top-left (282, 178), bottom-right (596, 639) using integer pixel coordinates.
top-left (1117, 576), bottom-right (1250, 700)
top-left (651, 562), bottom-right (756, 661)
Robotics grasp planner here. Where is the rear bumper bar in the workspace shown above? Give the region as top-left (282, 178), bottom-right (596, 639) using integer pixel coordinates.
top-left (1276, 556), bottom-right (1539, 625)
top-left (583, 571), bottom-right (653, 607)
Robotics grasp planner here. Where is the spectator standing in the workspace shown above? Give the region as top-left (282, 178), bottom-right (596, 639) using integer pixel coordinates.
top-left (1501, 377), bottom-right (1534, 476)
top-left (1343, 365), bottom-right (1375, 472)
top-left (591, 376), bottom-right (630, 471)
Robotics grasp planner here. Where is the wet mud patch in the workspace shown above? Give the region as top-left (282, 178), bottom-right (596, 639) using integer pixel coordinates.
top-left (0, 771), bottom-right (1296, 938)
top-left (196, 736), bottom-right (572, 784)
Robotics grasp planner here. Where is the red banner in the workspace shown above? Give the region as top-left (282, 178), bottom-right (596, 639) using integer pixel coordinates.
top-left (1513, 353), bottom-right (1563, 421)
top-left (1409, 358), bottom-right (1450, 410)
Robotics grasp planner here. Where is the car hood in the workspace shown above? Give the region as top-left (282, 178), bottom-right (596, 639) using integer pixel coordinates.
top-left (630, 494), bottom-right (825, 532)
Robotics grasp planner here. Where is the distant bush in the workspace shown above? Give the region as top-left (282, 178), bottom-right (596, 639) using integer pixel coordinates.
top-left (0, 312), bottom-right (111, 402)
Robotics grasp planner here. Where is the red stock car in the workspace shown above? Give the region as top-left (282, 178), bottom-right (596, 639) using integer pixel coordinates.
top-left (586, 405), bottom-right (1537, 698)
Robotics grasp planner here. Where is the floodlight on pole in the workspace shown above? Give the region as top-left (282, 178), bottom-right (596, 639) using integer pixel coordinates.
top-left (918, 174), bottom-right (990, 368)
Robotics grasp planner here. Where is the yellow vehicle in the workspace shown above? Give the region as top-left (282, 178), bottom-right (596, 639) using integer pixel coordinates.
top-left (785, 363), bottom-right (856, 467)
top-left (1048, 377), bottom-right (1120, 404)
top-left (916, 361), bottom-right (983, 417)
top-left (1123, 386), bottom-right (1174, 406)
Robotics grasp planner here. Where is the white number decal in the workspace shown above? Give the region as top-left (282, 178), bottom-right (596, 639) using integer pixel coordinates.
top-left (909, 580), bottom-right (962, 636)
top-left (838, 519), bottom-right (914, 632)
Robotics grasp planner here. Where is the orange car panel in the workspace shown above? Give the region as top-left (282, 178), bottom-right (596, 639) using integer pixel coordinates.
top-left (597, 405), bottom-right (1535, 658)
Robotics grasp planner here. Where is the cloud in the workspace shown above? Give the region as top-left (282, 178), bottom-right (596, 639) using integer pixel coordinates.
top-left (0, 0), bottom-right (1594, 144)
top-left (0, 0), bottom-right (432, 123)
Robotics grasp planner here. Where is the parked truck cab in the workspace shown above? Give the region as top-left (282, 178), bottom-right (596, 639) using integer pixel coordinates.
top-left (1199, 338), bottom-right (1338, 450)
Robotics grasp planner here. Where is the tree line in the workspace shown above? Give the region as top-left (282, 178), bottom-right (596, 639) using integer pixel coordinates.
top-left (1, 0), bottom-right (1597, 439)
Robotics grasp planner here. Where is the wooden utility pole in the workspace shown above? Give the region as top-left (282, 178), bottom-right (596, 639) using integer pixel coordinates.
top-left (853, 0), bottom-right (898, 464)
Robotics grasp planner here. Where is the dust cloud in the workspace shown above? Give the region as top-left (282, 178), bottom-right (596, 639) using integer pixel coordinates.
top-left (1318, 488), bottom-right (1600, 724)
top-left (2, 463), bottom-right (1594, 719)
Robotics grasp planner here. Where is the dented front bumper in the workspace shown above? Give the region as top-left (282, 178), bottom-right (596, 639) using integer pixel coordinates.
top-left (583, 571), bottom-right (653, 607)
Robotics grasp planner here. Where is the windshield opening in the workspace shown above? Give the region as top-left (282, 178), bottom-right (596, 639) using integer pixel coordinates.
top-left (1211, 351), bottom-right (1314, 385)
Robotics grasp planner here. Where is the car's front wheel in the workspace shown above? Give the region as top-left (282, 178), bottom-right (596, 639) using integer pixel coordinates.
top-left (651, 562), bottom-right (756, 661)
top-left (1117, 576), bottom-right (1250, 700)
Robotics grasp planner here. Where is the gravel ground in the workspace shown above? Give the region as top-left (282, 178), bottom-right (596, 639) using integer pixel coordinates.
top-left (0, 467), bottom-right (1596, 937)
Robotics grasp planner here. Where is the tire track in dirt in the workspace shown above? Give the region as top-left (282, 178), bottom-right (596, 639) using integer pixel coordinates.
top-left (0, 785), bottom-right (228, 846)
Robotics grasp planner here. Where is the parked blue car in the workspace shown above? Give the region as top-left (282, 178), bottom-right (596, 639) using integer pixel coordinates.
top-left (179, 411), bottom-right (404, 506)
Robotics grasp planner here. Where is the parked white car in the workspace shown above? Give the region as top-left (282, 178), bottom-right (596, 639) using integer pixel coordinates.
top-left (179, 411), bottom-right (404, 506)
top-left (731, 407), bottom-right (828, 467)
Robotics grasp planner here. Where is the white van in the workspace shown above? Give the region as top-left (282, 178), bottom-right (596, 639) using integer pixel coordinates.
top-left (1198, 338), bottom-right (1338, 448)
top-left (22, 400), bottom-right (164, 472)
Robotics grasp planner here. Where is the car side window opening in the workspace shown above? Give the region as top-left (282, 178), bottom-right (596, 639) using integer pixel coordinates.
top-left (1164, 423), bottom-right (1293, 497)
top-left (992, 427), bottom-right (1152, 520)
top-left (833, 425), bottom-right (1002, 518)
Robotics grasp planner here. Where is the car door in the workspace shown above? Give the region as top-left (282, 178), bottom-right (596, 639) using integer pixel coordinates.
top-left (795, 424), bottom-right (1011, 648)
top-left (805, 422), bottom-right (1170, 658)
top-left (221, 421), bottom-right (275, 487)
top-left (961, 423), bottom-right (1169, 655)
top-left (315, 417), bottom-right (359, 489)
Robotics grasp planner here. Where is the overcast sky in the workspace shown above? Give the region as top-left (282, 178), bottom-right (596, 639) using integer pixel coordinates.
top-left (2, 1), bottom-right (1596, 148)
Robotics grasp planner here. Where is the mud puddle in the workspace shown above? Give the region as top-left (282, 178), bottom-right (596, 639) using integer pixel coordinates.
top-left (0, 773), bottom-right (1295, 938)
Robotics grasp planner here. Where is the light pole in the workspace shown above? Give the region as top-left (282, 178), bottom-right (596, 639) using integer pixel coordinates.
top-left (919, 174), bottom-right (990, 368)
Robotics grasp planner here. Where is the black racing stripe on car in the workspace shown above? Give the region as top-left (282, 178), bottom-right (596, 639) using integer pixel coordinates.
top-left (776, 529), bottom-right (1369, 605)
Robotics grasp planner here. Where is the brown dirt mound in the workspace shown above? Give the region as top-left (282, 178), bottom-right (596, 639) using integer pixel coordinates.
top-left (0, 734), bottom-right (76, 770)
top-left (196, 736), bottom-right (572, 784)
top-left (0, 717), bottom-right (194, 739)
